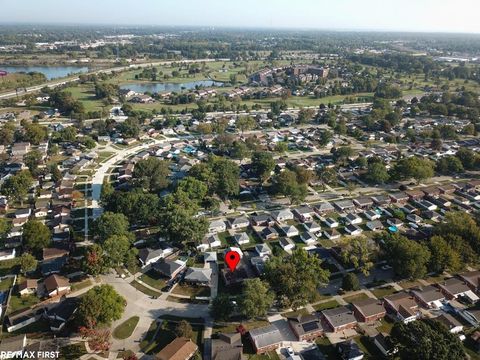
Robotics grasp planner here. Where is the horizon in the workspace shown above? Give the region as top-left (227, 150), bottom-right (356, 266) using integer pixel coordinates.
top-left (2, 0), bottom-right (480, 34)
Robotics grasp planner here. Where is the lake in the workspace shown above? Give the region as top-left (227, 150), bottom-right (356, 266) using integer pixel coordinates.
top-left (0, 65), bottom-right (90, 80)
top-left (120, 80), bottom-right (224, 93)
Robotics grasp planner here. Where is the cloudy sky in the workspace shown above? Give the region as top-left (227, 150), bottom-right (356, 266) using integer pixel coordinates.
top-left (3, 0), bottom-right (480, 33)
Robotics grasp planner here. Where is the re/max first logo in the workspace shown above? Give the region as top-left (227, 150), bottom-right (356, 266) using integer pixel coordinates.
top-left (0, 351), bottom-right (60, 358)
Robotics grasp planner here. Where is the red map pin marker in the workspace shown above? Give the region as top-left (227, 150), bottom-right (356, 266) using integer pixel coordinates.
top-left (225, 250), bottom-right (240, 272)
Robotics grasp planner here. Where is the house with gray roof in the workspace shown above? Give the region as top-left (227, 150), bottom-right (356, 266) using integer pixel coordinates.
top-left (271, 209), bottom-right (294, 223)
top-left (229, 216), bottom-right (250, 230)
top-left (184, 267), bottom-right (212, 286)
top-left (322, 306), bottom-right (357, 332)
top-left (248, 325), bottom-right (283, 354)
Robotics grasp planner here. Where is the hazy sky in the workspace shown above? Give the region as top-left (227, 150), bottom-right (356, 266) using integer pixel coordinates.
top-left (2, 0), bottom-right (480, 33)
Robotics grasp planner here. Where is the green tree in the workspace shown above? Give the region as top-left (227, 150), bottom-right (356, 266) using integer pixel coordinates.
top-left (316, 167), bottom-right (337, 192)
top-left (251, 152), bottom-right (275, 183)
top-left (0, 218), bottom-right (11, 239)
top-left (210, 157), bottom-right (240, 199)
top-left (390, 319), bottom-right (466, 360)
top-left (24, 123), bottom-right (48, 144)
top-left (436, 156), bottom-right (464, 175)
top-left (100, 179), bottom-right (114, 204)
top-left (210, 294), bottom-right (234, 321)
top-left (238, 279), bottom-right (274, 319)
top-left (365, 162), bottom-right (389, 184)
top-left (0, 123), bottom-right (15, 146)
top-left (341, 237), bottom-right (375, 276)
top-left (275, 141), bottom-right (288, 153)
top-left (176, 177), bottom-right (208, 205)
top-left (342, 273), bottom-right (360, 291)
top-left (132, 158), bottom-right (171, 193)
top-left (50, 164), bottom-right (62, 183)
top-left (428, 236), bottom-right (462, 273)
top-left (384, 234), bottom-right (431, 279)
top-left (19, 253), bottom-right (37, 274)
top-left (77, 285), bottom-right (125, 328)
top-left (265, 249), bottom-right (329, 309)
top-left (1, 170), bottom-right (33, 204)
top-left (23, 150), bottom-right (43, 175)
top-left (393, 157), bottom-right (435, 184)
top-left (103, 235), bottom-right (131, 267)
top-left (273, 169), bottom-right (307, 204)
top-left (23, 220), bottom-right (51, 251)
top-left (93, 212), bottom-right (130, 243)
top-left (236, 116), bottom-right (255, 133)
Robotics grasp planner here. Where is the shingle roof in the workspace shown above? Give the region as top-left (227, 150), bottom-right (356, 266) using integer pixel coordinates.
top-left (249, 325), bottom-right (283, 350)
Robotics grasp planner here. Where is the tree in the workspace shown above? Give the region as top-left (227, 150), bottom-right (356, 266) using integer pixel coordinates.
top-left (0, 123), bottom-right (15, 146)
top-left (118, 117), bottom-right (140, 138)
top-left (50, 164), bottom-right (62, 183)
top-left (236, 116), bottom-right (255, 133)
top-left (342, 273), bottom-right (360, 291)
top-left (103, 235), bottom-right (131, 267)
top-left (273, 169), bottom-right (307, 204)
top-left (428, 236), bottom-right (461, 273)
top-left (435, 212), bottom-right (480, 256)
top-left (390, 319), bottom-right (466, 360)
top-left (93, 212), bottom-right (130, 242)
top-left (251, 152), bottom-right (275, 183)
top-left (275, 141), bottom-right (288, 153)
top-left (210, 294), bottom-right (233, 321)
top-left (84, 244), bottom-right (108, 276)
top-left (365, 162), bottom-right (389, 184)
top-left (0, 218), bottom-right (11, 239)
top-left (393, 157), bottom-right (435, 184)
top-left (23, 220), bottom-right (51, 251)
top-left (436, 156), bottom-right (464, 175)
top-left (210, 157), bottom-right (240, 199)
top-left (79, 327), bottom-right (111, 352)
top-left (384, 234), bottom-right (431, 279)
top-left (176, 177), bottom-right (208, 205)
top-left (19, 253), bottom-right (37, 274)
top-left (316, 167), bottom-right (337, 192)
top-left (100, 178), bottom-right (114, 204)
top-left (132, 158), bottom-right (170, 193)
top-left (265, 249), bottom-right (329, 309)
top-left (341, 237), bottom-right (375, 276)
top-left (238, 279), bottom-right (274, 319)
top-left (76, 285), bottom-right (125, 328)
top-left (456, 147), bottom-right (478, 170)
top-left (23, 150), bottom-right (43, 175)
top-left (319, 130), bottom-right (333, 147)
top-left (175, 320), bottom-right (193, 338)
top-left (1, 170), bottom-right (33, 204)
top-left (24, 123), bottom-right (47, 144)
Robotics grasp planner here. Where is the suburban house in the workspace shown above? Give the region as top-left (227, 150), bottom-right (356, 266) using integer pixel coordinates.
top-left (303, 221), bottom-right (321, 234)
top-left (411, 285), bottom-right (445, 308)
top-left (153, 259), bottom-right (186, 279)
top-left (372, 333), bottom-right (396, 358)
top-left (156, 337), bottom-right (198, 360)
top-left (434, 313), bottom-right (464, 334)
top-left (197, 234), bottom-right (222, 252)
top-left (279, 237), bottom-right (295, 251)
top-left (18, 279), bottom-right (38, 296)
top-left (344, 213), bottom-right (362, 225)
top-left (184, 267), bottom-right (212, 286)
top-left (389, 192), bottom-right (409, 204)
top-left (438, 278), bottom-right (479, 302)
top-left (229, 216), bottom-right (250, 230)
top-left (292, 206), bottom-right (315, 222)
top-left (322, 306), bottom-right (357, 332)
top-left (208, 220), bottom-right (226, 234)
top-left (352, 298), bottom-right (386, 323)
top-left (366, 220), bottom-right (384, 232)
top-left (271, 209), bottom-right (294, 223)
top-left (344, 224), bottom-right (362, 236)
top-left (248, 325), bottom-right (283, 354)
top-left (281, 225), bottom-right (299, 238)
top-left (288, 314), bottom-right (324, 341)
top-left (138, 247), bottom-right (173, 268)
top-left (383, 292), bottom-right (420, 323)
top-left (44, 274), bottom-right (70, 298)
top-left (364, 210), bottom-right (380, 221)
top-left (353, 197), bottom-right (374, 209)
top-left (251, 214), bottom-right (274, 227)
top-left (324, 229), bottom-right (341, 240)
top-left (45, 297), bottom-right (78, 332)
top-left (211, 333), bottom-right (244, 360)
top-left (459, 271), bottom-right (480, 292)
top-left (314, 202), bottom-right (335, 215)
top-left (233, 232), bottom-right (250, 246)
top-left (334, 200), bottom-right (355, 212)
top-left (255, 243), bottom-right (272, 258)
top-left (300, 231), bottom-right (317, 245)
top-left (337, 339), bottom-right (364, 360)
top-left (324, 218), bottom-right (339, 228)
top-left (0, 249), bottom-right (16, 261)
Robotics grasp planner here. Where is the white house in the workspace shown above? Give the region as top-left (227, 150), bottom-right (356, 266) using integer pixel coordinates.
top-left (271, 209), bottom-right (294, 223)
top-left (324, 229), bottom-right (341, 240)
top-left (279, 237), bottom-right (295, 251)
top-left (303, 221), bottom-right (321, 233)
top-left (324, 218), bottom-right (339, 228)
top-left (255, 243), bottom-right (272, 258)
top-left (208, 220), bottom-right (226, 234)
top-left (281, 225), bottom-right (299, 238)
top-left (300, 231), bottom-right (317, 245)
top-left (233, 232), bottom-right (250, 246)
top-left (364, 210), bottom-right (381, 221)
top-left (0, 249), bottom-right (15, 261)
top-left (345, 224), bottom-right (362, 236)
top-left (345, 213), bottom-right (362, 225)
top-left (229, 216), bottom-right (250, 230)
top-left (366, 220), bottom-right (383, 231)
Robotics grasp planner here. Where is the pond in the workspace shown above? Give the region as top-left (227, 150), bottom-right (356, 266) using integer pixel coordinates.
top-left (120, 80), bottom-right (224, 93)
top-left (0, 65), bottom-right (90, 80)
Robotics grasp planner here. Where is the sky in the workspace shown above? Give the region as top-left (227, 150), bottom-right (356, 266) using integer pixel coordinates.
top-left (2, 0), bottom-right (480, 33)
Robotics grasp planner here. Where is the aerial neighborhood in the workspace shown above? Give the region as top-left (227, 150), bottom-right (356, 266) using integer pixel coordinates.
top-left (0, 15), bottom-right (480, 360)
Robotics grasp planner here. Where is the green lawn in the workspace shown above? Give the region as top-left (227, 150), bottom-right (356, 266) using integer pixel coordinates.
top-left (64, 85), bottom-right (105, 112)
top-left (371, 286), bottom-right (398, 299)
top-left (71, 279), bottom-right (92, 292)
top-left (9, 293), bottom-right (40, 313)
top-left (312, 299), bottom-right (340, 312)
top-left (171, 284), bottom-right (210, 298)
top-left (213, 319), bottom-right (270, 334)
top-left (376, 318), bottom-right (395, 334)
top-left (139, 320), bottom-right (159, 352)
top-left (0, 277), bottom-right (14, 291)
top-left (113, 316), bottom-right (140, 340)
top-left (283, 308), bottom-right (309, 318)
top-left (343, 293), bottom-right (370, 303)
top-left (138, 270), bottom-right (167, 291)
top-left (130, 280), bottom-right (162, 297)
top-left (0, 259), bottom-right (19, 277)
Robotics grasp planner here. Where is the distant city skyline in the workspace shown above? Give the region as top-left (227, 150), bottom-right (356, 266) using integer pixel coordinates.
top-left (2, 0), bottom-right (480, 34)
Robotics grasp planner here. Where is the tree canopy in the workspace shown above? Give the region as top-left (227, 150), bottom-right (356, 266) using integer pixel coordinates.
top-left (76, 285), bottom-right (125, 328)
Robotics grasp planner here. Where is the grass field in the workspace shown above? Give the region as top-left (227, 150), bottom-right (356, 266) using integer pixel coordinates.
top-left (342, 292), bottom-right (370, 303)
top-left (130, 280), bottom-right (162, 297)
top-left (171, 283), bottom-right (210, 298)
top-left (371, 285), bottom-right (398, 299)
top-left (138, 270), bottom-right (167, 291)
top-left (113, 316), bottom-right (139, 340)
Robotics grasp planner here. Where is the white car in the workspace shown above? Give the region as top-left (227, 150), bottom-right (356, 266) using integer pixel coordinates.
top-left (286, 347), bottom-right (295, 356)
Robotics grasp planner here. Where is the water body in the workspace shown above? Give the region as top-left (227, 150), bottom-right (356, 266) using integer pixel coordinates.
top-left (0, 65), bottom-right (90, 80)
top-left (120, 80), bottom-right (224, 93)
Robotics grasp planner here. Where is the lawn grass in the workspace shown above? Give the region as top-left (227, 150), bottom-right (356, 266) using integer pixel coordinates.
top-left (399, 279), bottom-right (423, 290)
top-left (0, 259), bottom-right (19, 277)
top-left (113, 316), bottom-right (140, 340)
top-left (8, 293), bottom-right (40, 313)
top-left (371, 285), bottom-right (398, 299)
top-left (70, 278), bottom-right (92, 292)
top-left (343, 292), bottom-right (370, 303)
top-left (139, 320), bottom-right (159, 352)
top-left (213, 319), bottom-right (269, 334)
top-left (312, 299), bottom-right (340, 312)
top-left (166, 295), bottom-right (209, 304)
top-left (130, 280), bottom-right (162, 297)
top-left (283, 308), bottom-right (309, 318)
top-left (376, 317), bottom-right (395, 334)
top-left (0, 277), bottom-right (14, 291)
top-left (138, 270), bottom-right (167, 291)
top-left (171, 283), bottom-right (210, 298)
top-left (64, 85), bottom-right (105, 112)
top-left (248, 352), bottom-right (280, 360)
